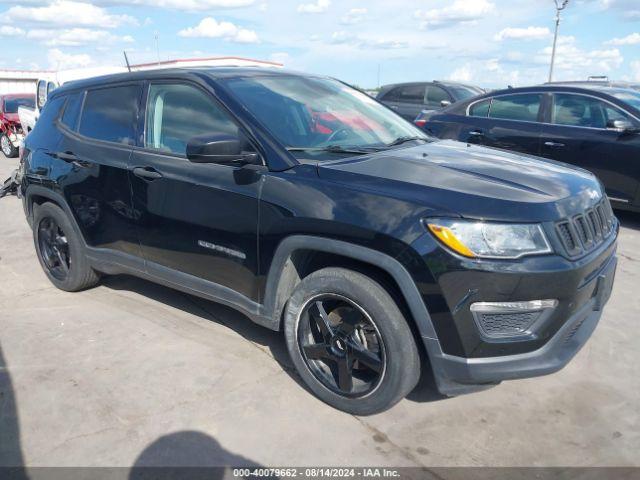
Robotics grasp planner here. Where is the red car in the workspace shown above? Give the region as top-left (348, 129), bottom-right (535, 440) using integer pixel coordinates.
top-left (1, 93), bottom-right (35, 158)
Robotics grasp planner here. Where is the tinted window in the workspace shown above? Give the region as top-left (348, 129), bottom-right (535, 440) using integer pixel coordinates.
top-left (551, 94), bottom-right (635, 129)
top-left (469, 99), bottom-right (490, 117)
top-left (4, 97), bottom-right (34, 113)
top-left (425, 86), bottom-right (450, 104)
top-left (380, 87), bottom-right (399, 102)
top-left (25, 96), bottom-right (65, 147)
top-left (79, 85), bottom-right (140, 145)
top-left (609, 90), bottom-right (640, 110)
top-left (489, 94), bottom-right (541, 122)
top-left (61, 92), bottom-right (83, 131)
top-left (397, 85), bottom-right (425, 104)
top-left (145, 83), bottom-right (239, 156)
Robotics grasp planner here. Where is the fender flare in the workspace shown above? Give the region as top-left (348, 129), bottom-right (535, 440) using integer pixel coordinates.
top-left (261, 235), bottom-right (440, 344)
top-left (24, 185), bottom-right (87, 246)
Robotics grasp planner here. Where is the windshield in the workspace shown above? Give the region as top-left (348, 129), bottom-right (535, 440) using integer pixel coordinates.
top-left (4, 97), bottom-right (35, 114)
top-left (609, 89), bottom-right (640, 111)
top-left (222, 75), bottom-right (428, 157)
top-left (448, 85), bottom-right (483, 101)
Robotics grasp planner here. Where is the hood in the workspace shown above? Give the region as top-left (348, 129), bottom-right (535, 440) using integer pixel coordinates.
top-left (317, 140), bottom-right (603, 221)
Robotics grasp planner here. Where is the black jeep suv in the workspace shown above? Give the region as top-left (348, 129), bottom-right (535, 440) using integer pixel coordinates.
top-left (17, 68), bottom-right (618, 414)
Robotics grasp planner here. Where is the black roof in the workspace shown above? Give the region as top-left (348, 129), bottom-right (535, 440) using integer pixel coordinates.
top-left (50, 67), bottom-right (313, 96)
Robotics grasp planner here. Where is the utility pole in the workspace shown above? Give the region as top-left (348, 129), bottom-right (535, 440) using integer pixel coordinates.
top-left (548, 0), bottom-right (569, 83)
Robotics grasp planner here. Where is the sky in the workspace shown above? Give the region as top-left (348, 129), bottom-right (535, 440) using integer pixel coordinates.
top-left (1, 0), bottom-right (639, 89)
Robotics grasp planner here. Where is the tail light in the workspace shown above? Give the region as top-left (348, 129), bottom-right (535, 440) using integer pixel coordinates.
top-left (414, 119), bottom-right (427, 128)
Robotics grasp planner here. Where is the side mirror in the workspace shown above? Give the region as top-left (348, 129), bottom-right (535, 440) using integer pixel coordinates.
top-left (186, 134), bottom-right (261, 166)
top-left (606, 119), bottom-right (636, 132)
top-left (440, 100), bottom-right (451, 108)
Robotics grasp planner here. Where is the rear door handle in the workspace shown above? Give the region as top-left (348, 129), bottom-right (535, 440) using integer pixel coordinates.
top-left (132, 167), bottom-right (163, 180)
top-left (389, 105), bottom-right (399, 110)
top-left (469, 130), bottom-right (484, 137)
top-left (544, 141), bottom-right (565, 148)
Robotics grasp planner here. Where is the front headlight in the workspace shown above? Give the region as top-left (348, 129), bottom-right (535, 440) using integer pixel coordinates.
top-left (426, 218), bottom-right (552, 259)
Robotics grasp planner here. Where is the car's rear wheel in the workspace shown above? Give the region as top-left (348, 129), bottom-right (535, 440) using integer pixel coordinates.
top-left (1, 134), bottom-right (17, 158)
top-left (33, 202), bottom-right (99, 291)
top-left (284, 267), bottom-right (420, 415)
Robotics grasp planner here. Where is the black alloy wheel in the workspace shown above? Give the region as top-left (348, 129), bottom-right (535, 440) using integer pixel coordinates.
top-left (37, 216), bottom-right (71, 281)
top-left (297, 294), bottom-right (386, 398)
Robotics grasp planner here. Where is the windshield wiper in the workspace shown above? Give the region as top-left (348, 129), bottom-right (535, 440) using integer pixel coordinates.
top-left (286, 144), bottom-right (377, 155)
top-left (384, 136), bottom-right (429, 147)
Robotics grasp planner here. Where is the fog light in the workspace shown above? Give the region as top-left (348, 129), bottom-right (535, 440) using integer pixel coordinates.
top-left (470, 300), bottom-right (558, 341)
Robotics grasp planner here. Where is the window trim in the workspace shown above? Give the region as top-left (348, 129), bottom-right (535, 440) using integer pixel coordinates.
top-left (135, 78), bottom-right (264, 166)
top-left (466, 90), bottom-right (640, 130)
top-left (75, 81), bottom-right (143, 147)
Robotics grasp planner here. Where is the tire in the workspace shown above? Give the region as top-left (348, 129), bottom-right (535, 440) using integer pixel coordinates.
top-left (33, 202), bottom-right (100, 292)
top-left (284, 267), bottom-right (420, 415)
top-left (1, 134), bottom-right (18, 158)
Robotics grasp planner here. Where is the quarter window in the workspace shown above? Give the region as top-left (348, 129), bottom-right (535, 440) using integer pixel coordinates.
top-left (469, 99), bottom-right (490, 117)
top-left (79, 85), bottom-right (140, 145)
top-left (552, 93), bottom-right (634, 129)
top-left (61, 92), bottom-right (83, 131)
top-left (489, 94), bottom-right (542, 122)
top-left (145, 83), bottom-right (240, 156)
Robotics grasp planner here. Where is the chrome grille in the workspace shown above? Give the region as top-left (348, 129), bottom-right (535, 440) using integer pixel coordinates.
top-left (555, 199), bottom-right (615, 258)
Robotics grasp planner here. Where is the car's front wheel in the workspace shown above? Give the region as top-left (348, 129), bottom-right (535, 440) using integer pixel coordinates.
top-left (1, 134), bottom-right (17, 158)
top-left (284, 267), bottom-right (420, 415)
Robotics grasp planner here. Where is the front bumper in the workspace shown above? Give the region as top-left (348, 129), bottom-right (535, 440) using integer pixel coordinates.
top-left (424, 252), bottom-right (616, 396)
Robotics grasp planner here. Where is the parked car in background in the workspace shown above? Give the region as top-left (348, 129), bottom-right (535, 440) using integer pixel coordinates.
top-left (546, 79), bottom-right (640, 92)
top-left (17, 68), bottom-right (617, 414)
top-left (377, 81), bottom-right (484, 121)
top-left (1, 93), bottom-right (35, 157)
top-left (419, 85), bottom-right (640, 211)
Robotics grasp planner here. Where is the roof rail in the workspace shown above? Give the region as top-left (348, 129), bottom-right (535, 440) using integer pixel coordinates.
top-left (588, 75), bottom-right (609, 82)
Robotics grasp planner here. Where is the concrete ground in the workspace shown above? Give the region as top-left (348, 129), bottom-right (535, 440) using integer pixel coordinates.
top-left (0, 156), bottom-right (638, 468)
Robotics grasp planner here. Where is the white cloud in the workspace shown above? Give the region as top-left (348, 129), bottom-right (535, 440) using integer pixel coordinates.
top-left (47, 48), bottom-right (92, 69)
top-left (7, 1), bottom-right (136, 28)
top-left (135, 0), bottom-right (254, 9)
top-left (535, 37), bottom-right (623, 74)
top-left (449, 64), bottom-right (472, 82)
top-left (330, 30), bottom-right (407, 50)
top-left (0, 25), bottom-right (26, 36)
top-left (178, 17), bottom-right (259, 43)
top-left (297, 0), bottom-right (330, 14)
top-left (494, 26), bottom-right (551, 41)
top-left (605, 32), bottom-right (640, 45)
top-left (415, 0), bottom-right (495, 29)
top-left (27, 28), bottom-right (134, 47)
top-left (340, 8), bottom-right (367, 25)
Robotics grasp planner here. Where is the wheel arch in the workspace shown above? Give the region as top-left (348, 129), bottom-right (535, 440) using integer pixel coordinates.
top-left (25, 186), bottom-right (86, 247)
top-left (262, 236), bottom-right (440, 348)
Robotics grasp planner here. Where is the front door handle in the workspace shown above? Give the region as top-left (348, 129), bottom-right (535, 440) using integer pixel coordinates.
top-left (132, 167), bottom-right (163, 180)
top-left (468, 130), bottom-right (484, 137)
top-left (389, 105), bottom-right (399, 110)
top-left (544, 141), bottom-right (565, 148)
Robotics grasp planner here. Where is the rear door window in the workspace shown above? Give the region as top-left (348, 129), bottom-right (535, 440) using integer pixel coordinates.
top-left (489, 94), bottom-right (542, 122)
top-left (79, 85), bottom-right (140, 145)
